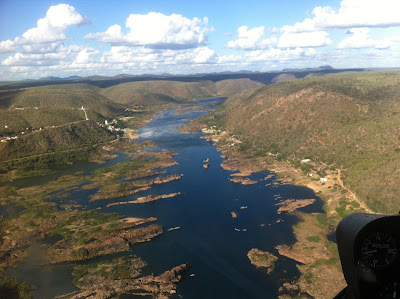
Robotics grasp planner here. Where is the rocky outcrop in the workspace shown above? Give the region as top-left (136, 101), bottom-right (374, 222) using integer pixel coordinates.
top-left (107, 193), bottom-right (180, 207)
top-left (48, 224), bottom-right (163, 262)
top-left (91, 186), bottom-right (150, 201)
top-left (229, 177), bottom-right (257, 185)
top-left (135, 192), bottom-right (181, 203)
top-left (125, 171), bottom-right (167, 181)
top-left (132, 174), bottom-right (184, 187)
top-left (121, 224), bottom-right (163, 244)
top-left (57, 263), bottom-right (190, 299)
top-left (275, 198), bottom-right (315, 214)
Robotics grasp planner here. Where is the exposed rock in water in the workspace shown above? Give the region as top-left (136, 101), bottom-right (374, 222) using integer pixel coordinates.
top-left (120, 224), bottom-right (163, 244)
top-left (231, 211), bottom-right (238, 218)
top-left (48, 224), bottom-right (163, 262)
top-left (203, 163), bottom-right (209, 169)
top-left (247, 248), bottom-right (278, 274)
top-left (275, 198), bottom-right (315, 214)
top-left (135, 192), bottom-right (181, 203)
top-left (107, 193), bottom-right (181, 207)
top-left (132, 174), bottom-right (184, 187)
top-left (125, 170), bottom-right (167, 181)
top-left (91, 186), bottom-right (151, 201)
top-left (229, 176), bottom-right (257, 185)
top-left (58, 263), bottom-right (191, 299)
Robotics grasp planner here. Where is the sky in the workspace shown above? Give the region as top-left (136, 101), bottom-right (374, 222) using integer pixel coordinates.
top-left (1, 0), bottom-right (400, 80)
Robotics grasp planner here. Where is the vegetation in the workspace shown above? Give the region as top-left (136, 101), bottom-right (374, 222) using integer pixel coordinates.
top-left (0, 274), bottom-right (34, 299)
top-left (0, 121), bottom-right (115, 162)
top-left (0, 77), bottom-right (263, 176)
top-left (205, 71), bottom-right (400, 213)
top-left (72, 255), bottom-right (146, 287)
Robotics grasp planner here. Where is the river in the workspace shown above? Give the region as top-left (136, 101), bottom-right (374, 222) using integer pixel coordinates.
top-left (5, 98), bottom-right (323, 298)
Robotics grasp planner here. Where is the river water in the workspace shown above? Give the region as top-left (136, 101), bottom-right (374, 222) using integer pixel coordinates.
top-left (5, 98), bottom-right (323, 298)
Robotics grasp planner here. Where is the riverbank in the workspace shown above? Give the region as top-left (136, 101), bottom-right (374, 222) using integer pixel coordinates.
top-left (188, 124), bottom-right (372, 298)
top-left (0, 134), bottom-right (188, 298)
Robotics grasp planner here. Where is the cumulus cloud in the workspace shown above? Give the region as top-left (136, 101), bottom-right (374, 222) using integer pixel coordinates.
top-left (1, 45), bottom-right (95, 67)
top-left (86, 12), bottom-right (212, 49)
top-left (227, 25), bottom-right (330, 50)
top-left (100, 46), bottom-right (216, 66)
top-left (21, 4), bottom-right (88, 44)
top-left (278, 31), bottom-right (332, 48)
top-left (192, 47), bottom-right (216, 63)
top-left (75, 48), bottom-right (99, 64)
top-left (227, 26), bottom-right (275, 50)
top-left (0, 39), bottom-right (20, 53)
top-left (0, 4), bottom-right (88, 54)
top-left (337, 28), bottom-right (393, 49)
top-left (282, 0), bottom-right (400, 34)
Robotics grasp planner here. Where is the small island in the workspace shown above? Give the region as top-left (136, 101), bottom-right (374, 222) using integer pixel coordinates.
top-left (247, 248), bottom-right (278, 274)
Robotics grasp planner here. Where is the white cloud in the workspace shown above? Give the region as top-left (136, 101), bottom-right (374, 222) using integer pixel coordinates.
top-left (278, 31), bottom-right (332, 48)
top-left (227, 26), bottom-right (273, 50)
top-left (75, 48), bottom-right (99, 64)
top-left (86, 12), bottom-right (212, 50)
top-left (227, 25), bottom-right (330, 50)
top-left (21, 42), bottom-right (62, 54)
top-left (192, 47), bottom-right (216, 63)
top-left (100, 46), bottom-right (216, 66)
top-left (21, 4), bottom-right (88, 44)
top-left (283, 0), bottom-right (400, 34)
top-left (0, 4), bottom-right (88, 54)
top-left (1, 45), bottom-right (95, 67)
top-left (0, 39), bottom-right (20, 53)
top-left (337, 28), bottom-right (393, 49)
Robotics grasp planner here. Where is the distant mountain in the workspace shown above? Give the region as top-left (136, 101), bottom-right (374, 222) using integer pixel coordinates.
top-left (111, 74), bottom-right (136, 79)
top-left (84, 75), bottom-right (110, 80)
top-left (282, 65), bottom-right (334, 72)
top-left (39, 75), bottom-right (82, 81)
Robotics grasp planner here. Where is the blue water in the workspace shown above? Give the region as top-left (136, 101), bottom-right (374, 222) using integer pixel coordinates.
top-left (6, 98), bottom-right (324, 298)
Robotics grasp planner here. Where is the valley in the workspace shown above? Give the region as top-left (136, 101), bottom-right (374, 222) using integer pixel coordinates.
top-left (0, 69), bottom-right (399, 298)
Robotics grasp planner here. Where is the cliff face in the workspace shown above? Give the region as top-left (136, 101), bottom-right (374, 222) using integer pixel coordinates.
top-left (209, 72), bottom-right (400, 213)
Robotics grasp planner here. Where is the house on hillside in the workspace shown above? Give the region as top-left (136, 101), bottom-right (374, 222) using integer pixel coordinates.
top-left (307, 172), bottom-right (313, 177)
top-left (346, 193), bottom-right (353, 199)
top-left (320, 178), bottom-right (328, 184)
top-left (301, 159), bottom-right (311, 164)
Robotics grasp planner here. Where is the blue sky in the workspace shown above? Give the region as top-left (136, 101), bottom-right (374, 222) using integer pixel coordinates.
top-left (1, 0), bottom-right (400, 80)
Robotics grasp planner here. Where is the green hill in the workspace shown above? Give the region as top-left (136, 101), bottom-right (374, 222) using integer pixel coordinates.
top-left (100, 78), bottom-right (264, 104)
top-left (0, 77), bottom-right (264, 171)
top-left (101, 80), bottom-right (215, 102)
top-left (0, 84), bottom-right (123, 115)
top-left (0, 79), bottom-right (264, 135)
top-left (205, 72), bottom-right (400, 213)
top-left (0, 120), bottom-right (114, 162)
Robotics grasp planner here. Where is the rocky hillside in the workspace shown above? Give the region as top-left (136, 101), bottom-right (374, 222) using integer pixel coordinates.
top-left (206, 72), bottom-right (400, 213)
